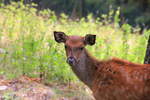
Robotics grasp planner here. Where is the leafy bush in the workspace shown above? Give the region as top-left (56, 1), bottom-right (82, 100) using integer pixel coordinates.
top-left (0, 2), bottom-right (150, 83)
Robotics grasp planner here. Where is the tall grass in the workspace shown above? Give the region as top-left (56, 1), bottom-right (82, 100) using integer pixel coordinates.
top-left (0, 2), bottom-right (150, 83)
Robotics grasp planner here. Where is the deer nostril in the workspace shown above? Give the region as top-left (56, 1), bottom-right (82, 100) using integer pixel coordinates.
top-left (67, 57), bottom-right (75, 65)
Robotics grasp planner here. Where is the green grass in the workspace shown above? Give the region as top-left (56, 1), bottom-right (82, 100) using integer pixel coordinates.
top-left (0, 2), bottom-right (150, 83)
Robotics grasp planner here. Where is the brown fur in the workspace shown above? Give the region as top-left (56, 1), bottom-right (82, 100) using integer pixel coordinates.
top-left (92, 57), bottom-right (150, 100)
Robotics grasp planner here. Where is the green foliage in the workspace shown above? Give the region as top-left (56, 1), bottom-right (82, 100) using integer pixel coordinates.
top-left (0, 2), bottom-right (150, 83)
top-left (1, 0), bottom-right (150, 27)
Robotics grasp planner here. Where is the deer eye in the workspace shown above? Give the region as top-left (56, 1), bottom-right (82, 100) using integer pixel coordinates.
top-left (79, 47), bottom-right (84, 50)
top-left (65, 45), bottom-right (67, 49)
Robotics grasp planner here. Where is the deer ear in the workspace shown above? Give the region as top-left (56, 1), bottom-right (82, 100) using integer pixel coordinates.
top-left (54, 31), bottom-right (67, 43)
top-left (84, 34), bottom-right (96, 45)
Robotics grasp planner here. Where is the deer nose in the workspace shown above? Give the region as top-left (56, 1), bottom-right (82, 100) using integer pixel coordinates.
top-left (67, 57), bottom-right (75, 65)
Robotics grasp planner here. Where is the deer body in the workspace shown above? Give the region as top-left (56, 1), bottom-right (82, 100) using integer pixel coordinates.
top-left (54, 31), bottom-right (150, 100)
top-left (93, 58), bottom-right (150, 100)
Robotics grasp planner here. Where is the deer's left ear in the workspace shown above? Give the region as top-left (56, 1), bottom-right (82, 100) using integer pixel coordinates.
top-left (54, 31), bottom-right (67, 43)
top-left (84, 34), bottom-right (96, 45)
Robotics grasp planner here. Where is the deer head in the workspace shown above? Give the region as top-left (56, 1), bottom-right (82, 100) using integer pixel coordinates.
top-left (54, 31), bottom-right (96, 66)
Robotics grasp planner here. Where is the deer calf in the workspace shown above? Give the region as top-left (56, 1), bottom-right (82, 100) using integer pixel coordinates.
top-left (54, 31), bottom-right (150, 100)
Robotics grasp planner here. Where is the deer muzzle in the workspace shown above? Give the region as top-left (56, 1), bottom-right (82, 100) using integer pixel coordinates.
top-left (67, 57), bottom-right (76, 66)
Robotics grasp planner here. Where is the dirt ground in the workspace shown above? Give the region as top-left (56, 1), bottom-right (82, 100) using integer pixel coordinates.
top-left (0, 76), bottom-right (94, 100)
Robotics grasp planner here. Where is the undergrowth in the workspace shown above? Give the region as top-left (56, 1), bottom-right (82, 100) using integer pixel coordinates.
top-left (0, 2), bottom-right (150, 83)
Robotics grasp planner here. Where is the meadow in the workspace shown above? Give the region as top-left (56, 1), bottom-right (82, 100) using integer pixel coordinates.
top-left (0, 2), bottom-right (150, 84)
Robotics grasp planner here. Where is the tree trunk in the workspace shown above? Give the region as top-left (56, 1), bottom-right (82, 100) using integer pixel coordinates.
top-left (144, 36), bottom-right (150, 64)
top-left (71, 0), bottom-right (85, 20)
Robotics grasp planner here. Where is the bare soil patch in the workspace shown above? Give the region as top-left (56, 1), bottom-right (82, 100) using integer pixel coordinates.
top-left (0, 76), bottom-right (94, 100)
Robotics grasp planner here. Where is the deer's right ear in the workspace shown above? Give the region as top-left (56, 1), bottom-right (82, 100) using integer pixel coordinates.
top-left (54, 31), bottom-right (67, 43)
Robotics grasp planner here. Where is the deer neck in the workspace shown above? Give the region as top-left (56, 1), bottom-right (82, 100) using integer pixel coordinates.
top-left (70, 49), bottom-right (99, 88)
